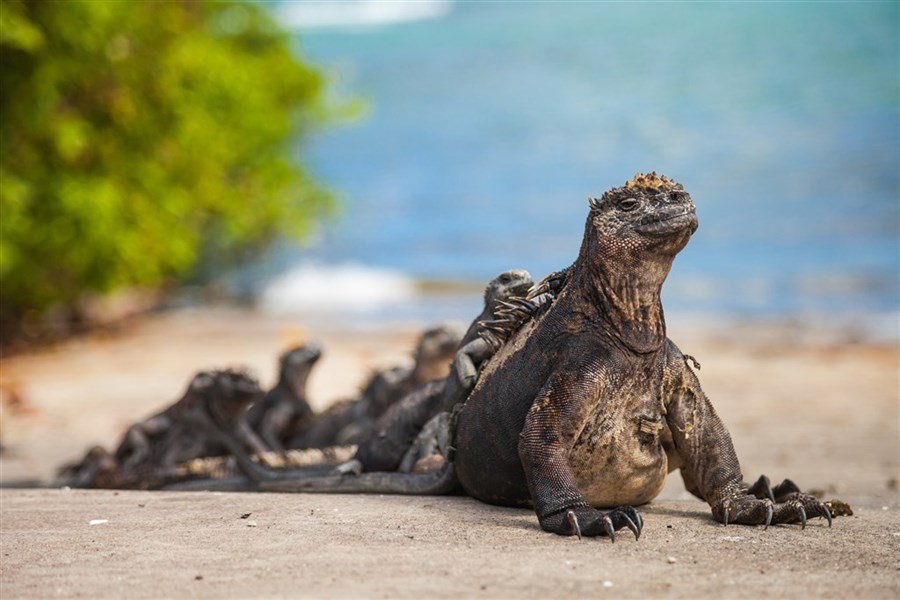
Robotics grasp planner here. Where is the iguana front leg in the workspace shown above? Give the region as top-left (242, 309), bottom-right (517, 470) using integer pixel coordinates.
top-left (519, 370), bottom-right (641, 540)
top-left (664, 354), bottom-right (832, 528)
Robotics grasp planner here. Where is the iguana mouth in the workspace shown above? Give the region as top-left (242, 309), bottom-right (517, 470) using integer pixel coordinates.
top-left (637, 209), bottom-right (697, 236)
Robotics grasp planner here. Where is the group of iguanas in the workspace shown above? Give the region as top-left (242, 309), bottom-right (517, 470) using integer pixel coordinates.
top-left (59, 173), bottom-right (847, 538)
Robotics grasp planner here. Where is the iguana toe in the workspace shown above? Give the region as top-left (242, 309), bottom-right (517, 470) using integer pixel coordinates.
top-left (771, 492), bottom-right (833, 527)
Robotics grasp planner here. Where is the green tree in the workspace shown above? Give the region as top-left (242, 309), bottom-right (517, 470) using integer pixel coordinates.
top-left (0, 0), bottom-right (336, 339)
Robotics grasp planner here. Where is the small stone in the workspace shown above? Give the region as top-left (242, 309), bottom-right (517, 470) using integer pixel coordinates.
top-left (247, 521), bottom-right (257, 527)
top-left (89, 519), bottom-right (108, 526)
top-left (602, 580), bottom-right (614, 588)
top-left (666, 556), bottom-right (677, 564)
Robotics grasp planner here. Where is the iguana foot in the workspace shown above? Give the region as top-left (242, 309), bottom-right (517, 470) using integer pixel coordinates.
top-left (716, 490), bottom-right (832, 529)
top-left (542, 506), bottom-right (642, 541)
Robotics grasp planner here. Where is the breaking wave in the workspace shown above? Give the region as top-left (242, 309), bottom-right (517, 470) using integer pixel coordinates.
top-left (258, 262), bottom-right (419, 315)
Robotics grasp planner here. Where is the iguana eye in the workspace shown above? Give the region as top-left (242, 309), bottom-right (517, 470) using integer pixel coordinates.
top-left (618, 198), bottom-right (639, 211)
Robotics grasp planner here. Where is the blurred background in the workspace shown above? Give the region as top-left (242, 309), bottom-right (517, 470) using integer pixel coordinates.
top-left (2, 0), bottom-right (898, 347)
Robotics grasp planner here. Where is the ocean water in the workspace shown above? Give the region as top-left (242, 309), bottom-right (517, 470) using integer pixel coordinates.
top-left (251, 1), bottom-right (899, 329)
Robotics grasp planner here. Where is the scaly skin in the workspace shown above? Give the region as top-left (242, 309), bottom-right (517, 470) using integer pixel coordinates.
top-left (455, 172), bottom-right (833, 537)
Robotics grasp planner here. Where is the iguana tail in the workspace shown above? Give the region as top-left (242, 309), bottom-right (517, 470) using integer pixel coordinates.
top-left (163, 461), bottom-right (460, 496)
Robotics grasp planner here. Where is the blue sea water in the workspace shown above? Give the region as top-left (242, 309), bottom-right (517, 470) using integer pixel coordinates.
top-left (255, 1), bottom-right (899, 326)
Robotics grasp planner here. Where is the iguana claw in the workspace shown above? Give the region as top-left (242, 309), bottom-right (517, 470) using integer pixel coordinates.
top-left (566, 510), bottom-right (582, 540)
top-left (622, 514), bottom-right (640, 541)
top-left (763, 500), bottom-right (773, 530)
top-left (602, 516), bottom-right (616, 543)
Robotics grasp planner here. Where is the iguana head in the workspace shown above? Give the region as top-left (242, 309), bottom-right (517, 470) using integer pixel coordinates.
top-left (412, 323), bottom-right (463, 383)
top-left (575, 173), bottom-right (698, 351)
top-left (484, 269), bottom-right (533, 312)
top-left (189, 369), bottom-right (263, 427)
top-left (585, 172), bottom-right (698, 258)
top-left (279, 342), bottom-right (322, 397)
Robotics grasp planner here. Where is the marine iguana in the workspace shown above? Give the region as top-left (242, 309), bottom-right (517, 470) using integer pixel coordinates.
top-left (57, 369), bottom-right (264, 488)
top-left (242, 343), bottom-right (322, 451)
top-left (452, 172), bottom-right (833, 537)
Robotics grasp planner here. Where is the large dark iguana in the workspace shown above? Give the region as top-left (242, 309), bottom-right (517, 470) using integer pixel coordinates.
top-left (452, 172), bottom-right (834, 537)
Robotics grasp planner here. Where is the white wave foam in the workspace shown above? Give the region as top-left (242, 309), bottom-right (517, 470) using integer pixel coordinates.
top-left (275, 0), bottom-right (452, 30)
top-left (259, 262), bottom-right (418, 314)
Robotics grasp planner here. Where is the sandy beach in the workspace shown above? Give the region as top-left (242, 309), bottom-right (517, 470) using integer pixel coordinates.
top-left (1, 307), bottom-right (898, 598)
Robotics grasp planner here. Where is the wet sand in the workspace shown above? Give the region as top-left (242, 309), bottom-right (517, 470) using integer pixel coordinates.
top-left (1, 307), bottom-right (898, 598)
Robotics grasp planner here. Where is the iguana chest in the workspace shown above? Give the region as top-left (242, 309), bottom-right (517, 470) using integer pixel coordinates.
top-left (568, 372), bottom-right (669, 507)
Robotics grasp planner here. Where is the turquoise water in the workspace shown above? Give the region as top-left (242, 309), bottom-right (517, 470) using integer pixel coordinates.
top-left (260, 2), bottom-right (898, 321)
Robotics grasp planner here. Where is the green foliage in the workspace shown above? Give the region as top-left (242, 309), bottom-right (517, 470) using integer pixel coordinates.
top-left (0, 0), bottom-right (336, 333)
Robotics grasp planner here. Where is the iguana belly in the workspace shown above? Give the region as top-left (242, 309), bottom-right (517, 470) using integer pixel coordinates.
top-left (568, 410), bottom-right (669, 507)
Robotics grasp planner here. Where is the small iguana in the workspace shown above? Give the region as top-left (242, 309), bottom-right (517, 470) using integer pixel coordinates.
top-left (242, 343), bottom-right (322, 451)
top-left (58, 369), bottom-right (264, 488)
